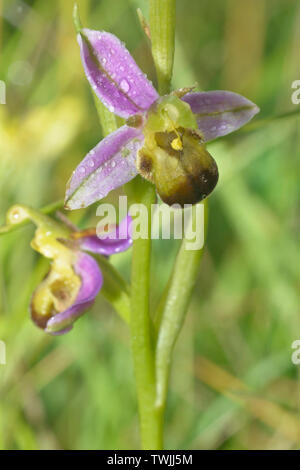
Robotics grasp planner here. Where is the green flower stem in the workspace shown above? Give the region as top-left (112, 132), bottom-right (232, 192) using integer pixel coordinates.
top-left (155, 202), bottom-right (207, 408)
top-left (149, 0), bottom-right (176, 95)
top-left (96, 255), bottom-right (131, 324)
top-left (93, 92), bottom-right (119, 136)
top-left (0, 199), bottom-right (64, 236)
top-left (129, 178), bottom-right (163, 450)
top-left (126, 0), bottom-right (177, 449)
top-left (73, 3), bottom-right (82, 33)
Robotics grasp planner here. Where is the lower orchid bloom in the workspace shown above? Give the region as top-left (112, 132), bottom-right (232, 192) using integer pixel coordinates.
top-left (6, 205), bottom-right (132, 335)
top-left (65, 27), bottom-right (259, 210)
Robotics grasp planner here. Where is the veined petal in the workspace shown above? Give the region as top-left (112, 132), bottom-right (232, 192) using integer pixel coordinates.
top-left (80, 215), bottom-right (133, 256)
top-left (182, 91), bottom-right (259, 142)
top-left (45, 253), bottom-right (103, 335)
top-left (78, 29), bottom-right (159, 118)
top-left (65, 125), bottom-right (144, 210)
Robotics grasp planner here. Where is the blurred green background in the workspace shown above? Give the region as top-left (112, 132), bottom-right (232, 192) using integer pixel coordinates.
top-left (1, 0), bottom-right (300, 450)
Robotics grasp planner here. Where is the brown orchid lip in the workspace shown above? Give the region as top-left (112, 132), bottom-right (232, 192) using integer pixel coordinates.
top-left (138, 126), bottom-right (219, 207)
top-left (30, 297), bottom-right (54, 330)
top-left (157, 164), bottom-right (219, 207)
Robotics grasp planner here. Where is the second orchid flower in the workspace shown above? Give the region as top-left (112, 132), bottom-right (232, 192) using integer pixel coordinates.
top-left (6, 205), bottom-right (132, 335)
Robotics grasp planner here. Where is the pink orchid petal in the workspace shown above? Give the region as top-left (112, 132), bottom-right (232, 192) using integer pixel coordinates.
top-left (80, 215), bottom-right (133, 256)
top-left (79, 29), bottom-right (158, 118)
top-left (65, 125), bottom-right (144, 210)
top-left (182, 91), bottom-right (259, 142)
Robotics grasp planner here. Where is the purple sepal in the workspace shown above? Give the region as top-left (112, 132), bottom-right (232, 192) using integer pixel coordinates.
top-left (65, 125), bottom-right (144, 210)
top-left (45, 253), bottom-right (103, 335)
top-left (80, 215), bottom-right (133, 256)
top-left (78, 29), bottom-right (158, 118)
top-left (182, 91), bottom-right (259, 142)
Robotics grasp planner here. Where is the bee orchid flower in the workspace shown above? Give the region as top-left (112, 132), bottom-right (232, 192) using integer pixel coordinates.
top-left (6, 205), bottom-right (132, 335)
top-left (65, 28), bottom-right (259, 209)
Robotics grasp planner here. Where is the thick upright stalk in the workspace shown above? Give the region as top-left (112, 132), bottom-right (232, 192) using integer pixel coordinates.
top-left (149, 0), bottom-right (176, 95)
top-left (130, 179), bottom-right (162, 449)
top-left (144, 0), bottom-right (176, 448)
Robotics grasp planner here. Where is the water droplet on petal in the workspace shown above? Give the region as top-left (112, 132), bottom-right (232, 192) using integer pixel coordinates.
top-left (89, 159), bottom-right (95, 168)
top-left (120, 79), bottom-right (130, 93)
top-left (111, 161), bottom-right (116, 168)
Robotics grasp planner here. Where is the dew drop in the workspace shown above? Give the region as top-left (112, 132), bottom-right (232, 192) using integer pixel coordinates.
top-left (111, 161), bottom-right (116, 168)
top-left (89, 159), bottom-right (95, 168)
top-left (120, 79), bottom-right (130, 93)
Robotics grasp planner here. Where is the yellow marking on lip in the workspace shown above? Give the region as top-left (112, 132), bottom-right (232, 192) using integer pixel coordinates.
top-left (162, 108), bottom-right (183, 150)
top-left (171, 137), bottom-right (183, 151)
